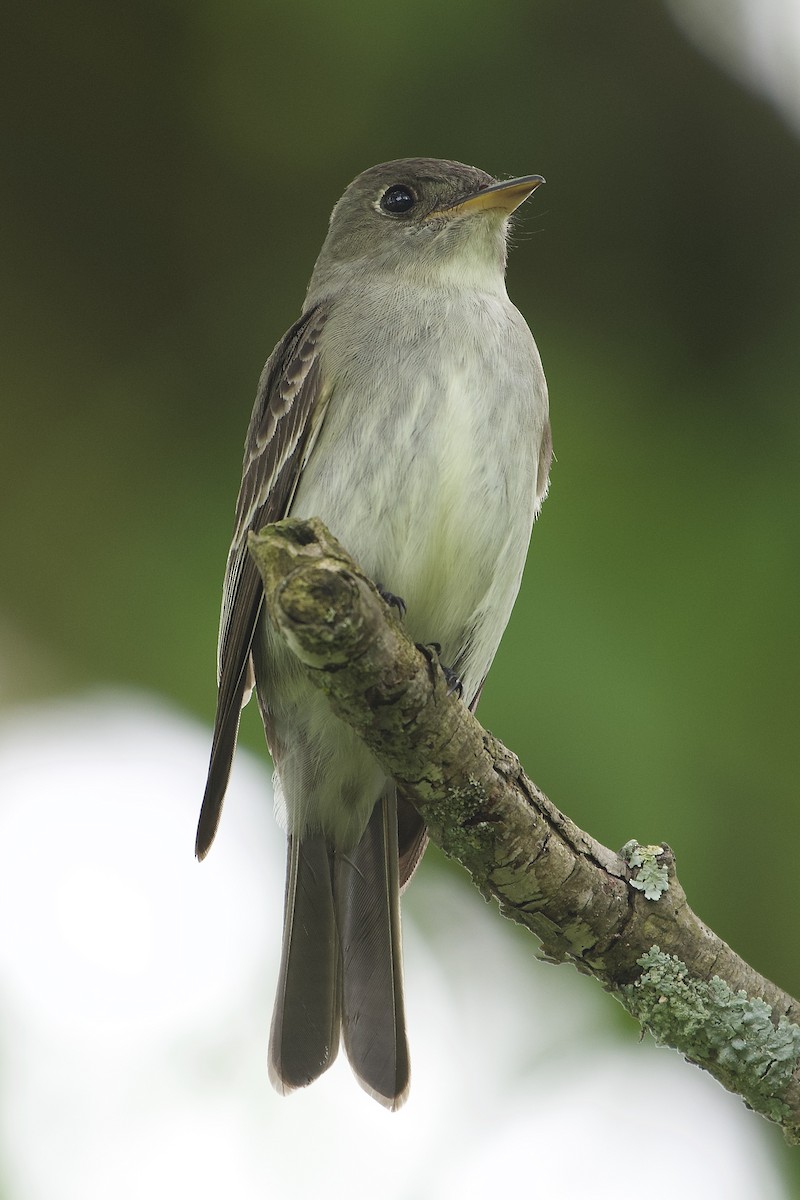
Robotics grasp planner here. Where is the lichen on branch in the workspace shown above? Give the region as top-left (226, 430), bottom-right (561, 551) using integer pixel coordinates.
top-left (248, 516), bottom-right (800, 1144)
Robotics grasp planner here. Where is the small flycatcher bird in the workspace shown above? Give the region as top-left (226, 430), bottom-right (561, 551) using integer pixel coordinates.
top-left (196, 158), bottom-right (552, 1109)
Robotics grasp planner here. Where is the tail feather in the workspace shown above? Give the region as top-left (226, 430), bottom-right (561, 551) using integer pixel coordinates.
top-left (334, 787), bottom-right (410, 1109)
top-left (269, 834), bottom-right (341, 1092)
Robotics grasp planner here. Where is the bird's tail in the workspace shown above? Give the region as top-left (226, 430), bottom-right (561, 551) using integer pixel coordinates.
top-left (335, 785), bottom-right (410, 1108)
top-left (268, 833), bottom-right (341, 1092)
top-left (268, 786), bottom-right (410, 1109)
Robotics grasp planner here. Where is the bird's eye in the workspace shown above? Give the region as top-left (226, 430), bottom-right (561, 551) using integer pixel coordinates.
top-left (379, 184), bottom-right (416, 215)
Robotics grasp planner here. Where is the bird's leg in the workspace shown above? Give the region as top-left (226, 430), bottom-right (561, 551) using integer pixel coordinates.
top-left (375, 594), bottom-right (462, 697)
top-left (417, 642), bottom-right (464, 698)
top-left (440, 663), bottom-right (464, 698)
top-left (375, 582), bottom-right (407, 618)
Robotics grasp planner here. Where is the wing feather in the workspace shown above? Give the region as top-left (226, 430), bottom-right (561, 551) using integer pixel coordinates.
top-left (195, 302), bottom-right (331, 859)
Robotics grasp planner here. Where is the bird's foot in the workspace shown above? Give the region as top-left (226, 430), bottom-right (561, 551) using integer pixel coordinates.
top-left (441, 663), bottom-right (464, 698)
top-left (417, 642), bottom-right (464, 697)
top-left (376, 582), bottom-right (407, 618)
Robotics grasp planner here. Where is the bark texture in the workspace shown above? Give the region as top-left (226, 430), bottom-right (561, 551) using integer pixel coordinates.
top-left (248, 517), bottom-right (800, 1143)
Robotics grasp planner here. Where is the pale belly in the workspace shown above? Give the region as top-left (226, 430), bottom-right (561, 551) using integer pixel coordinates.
top-left (291, 345), bottom-right (544, 694)
top-left (260, 287), bottom-right (548, 843)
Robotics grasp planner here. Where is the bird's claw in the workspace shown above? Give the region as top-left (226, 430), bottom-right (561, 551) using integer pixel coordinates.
top-left (416, 642), bottom-right (464, 697)
top-left (441, 663), bottom-right (464, 698)
top-left (376, 582), bottom-right (407, 618)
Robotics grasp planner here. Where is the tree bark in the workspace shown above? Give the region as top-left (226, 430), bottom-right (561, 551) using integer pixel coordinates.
top-left (248, 516), bottom-right (800, 1144)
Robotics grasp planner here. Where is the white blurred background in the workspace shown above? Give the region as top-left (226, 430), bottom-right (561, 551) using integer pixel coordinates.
top-left (0, 693), bottom-right (788, 1199)
top-left (667, 0), bottom-right (800, 135)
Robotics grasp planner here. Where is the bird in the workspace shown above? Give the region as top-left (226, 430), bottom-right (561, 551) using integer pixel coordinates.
top-left (195, 157), bottom-right (552, 1109)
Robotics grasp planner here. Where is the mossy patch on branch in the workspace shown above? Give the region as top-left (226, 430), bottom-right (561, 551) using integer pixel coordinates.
top-left (622, 947), bottom-right (800, 1138)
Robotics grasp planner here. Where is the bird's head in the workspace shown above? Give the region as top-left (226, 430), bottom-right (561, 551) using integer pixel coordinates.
top-left (306, 157), bottom-right (544, 297)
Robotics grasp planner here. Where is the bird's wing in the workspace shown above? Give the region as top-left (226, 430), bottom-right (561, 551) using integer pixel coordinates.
top-left (195, 301), bottom-right (332, 859)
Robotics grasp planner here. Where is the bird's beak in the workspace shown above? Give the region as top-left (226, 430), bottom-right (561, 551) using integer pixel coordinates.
top-left (430, 174), bottom-right (545, 221)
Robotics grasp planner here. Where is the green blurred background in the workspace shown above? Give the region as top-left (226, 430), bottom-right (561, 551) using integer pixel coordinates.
top-left (3, 0), bottom-right (800, 1180)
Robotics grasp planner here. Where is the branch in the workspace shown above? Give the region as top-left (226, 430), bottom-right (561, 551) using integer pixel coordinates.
top-left (248, 517), bottom-right (800, 1143)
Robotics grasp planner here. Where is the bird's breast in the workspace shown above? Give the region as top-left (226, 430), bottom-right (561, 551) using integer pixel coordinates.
top-left (289, 287), bottom-right (548, 698)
